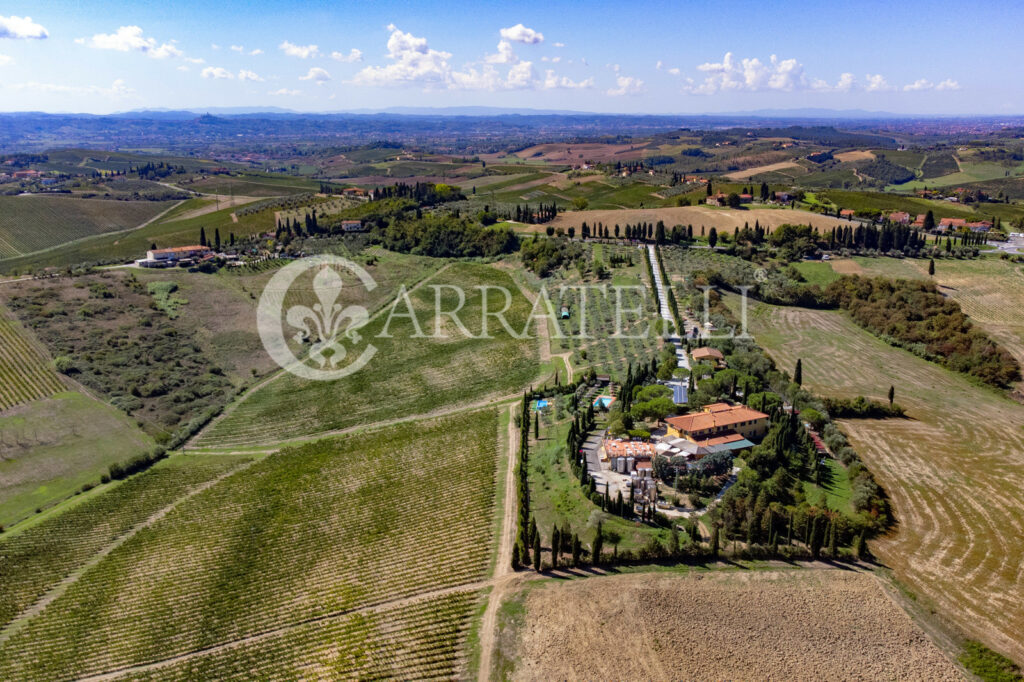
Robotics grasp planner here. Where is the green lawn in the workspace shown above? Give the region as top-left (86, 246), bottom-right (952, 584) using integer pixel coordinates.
top-left (802, 457), bottom-right (853, 513)
top-left (0, 392), bottom-right (155, 527)
top-left (792, 260), bottom-right (840, 286)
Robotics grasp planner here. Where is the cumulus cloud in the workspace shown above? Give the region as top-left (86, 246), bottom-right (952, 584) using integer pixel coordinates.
top-left (485, 39), bottom-right (517, 64)
top-left (351, 25), bottom-right (454, 87)
top-left (810, 72), bottom-right (856, 92)
top-left (690, 52), bottom-right (804, 93)
top-left (936, 78), bottom-right (960, 91)
top-left (499, 23), bottom-right (543, 44)
top-left (553, 42), bottom-right (565, 48)
top-left (0, 15), bottom-right (47, 39)
top-left (269, 88), bottom-right (300, 96)
top-left (230, 45), bottom-right (244, 52)
top-left (238, 69), bottom-right (263, 81)
top-left (250, 48), bottom-right (263, 56)
top-left (542, 69), bottom-right (593, 90)
top-left (331, 48), bottom-right (362, 63)
top-left (279, 40), bottom-right (320, 58)
top-left (607, 74), bottom-right (644, 96)
top-left (903, 77), bottom-right (960, 92)
top-left (201, 66), bottom-right (233, 79)
top-left (77, 26), bottom-right (182, 59)
top-left (12, 78), bottom-right (132, 97)
top-left (299, 66), bottom-right (331, 83)
top-left (864, 73), bottom-right (894, 92)
top-left (185, 57), bottom-right (205, 64)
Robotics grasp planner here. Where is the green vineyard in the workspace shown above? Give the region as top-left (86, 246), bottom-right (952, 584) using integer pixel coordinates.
top-left (0, 196), bottom-right (177, 258)
top-left (0, 305), bottom-right (64, 410)
top-left (0, 409), bottom-right (499, 680)
top-left (0, 455), bottom-right (252, 630)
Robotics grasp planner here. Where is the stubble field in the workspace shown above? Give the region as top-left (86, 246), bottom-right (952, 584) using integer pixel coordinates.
top-left (740, 298), bottom-right (1024, 663)
top-left (503, 569), bottom-right (960, 681)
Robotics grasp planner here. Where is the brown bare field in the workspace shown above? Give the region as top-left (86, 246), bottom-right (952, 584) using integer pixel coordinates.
top-left (828, 257), bottom-right (866, 275)
top-left (510, 143), bottom-right (646, 163)
top-left (741, 299), bottom-right (1024, 663)
top-left (725, 161), bottom-right (802, 180)
top-left (165, 195), bottom-right (261, 222)
top-left (548, 206), bottom-right (857, 233)
top-left (834, 150), bottom-right (877, 163)
top-left (505, 569), bottom-right (960, 681)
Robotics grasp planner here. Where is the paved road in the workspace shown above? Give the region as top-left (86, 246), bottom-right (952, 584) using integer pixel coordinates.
top-left (990, 233), bottom-right (1024, 255)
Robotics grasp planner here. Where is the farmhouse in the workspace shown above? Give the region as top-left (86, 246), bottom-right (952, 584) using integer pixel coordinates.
top-left (136, 245), bottom-right (211, 268)
top-left (739, 193), bottom-right (753, 204)
top-left (664, 402), bottom-right (769, 443)
top-left (706, 193), bottom-right (727, 207)
top-left (690, 346), bottom-right (725, 366)
top-left (887, 211), bottom-right (911, 224)
top-left (340, 220), bottom-right (366, 232)
top-left (967, 221), bottom-right (992, 232)
top-left (912, 213), bottom-right (927, 228)
top-left (938, 218), bottom-right (967, 230)
top-left (839, 209), bottom-right (856, 219)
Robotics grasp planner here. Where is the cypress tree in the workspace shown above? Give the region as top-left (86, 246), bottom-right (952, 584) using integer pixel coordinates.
top-left (511, 542), bottom-right (521, 569)
top-left (888, 385), bottom-right (895, 407)
top-left (571, 533), bottom-right (581, 566)
top-left (533, 533), bottom-right (542, 571)
top-left (199, 227), bottom-right (207, 247)
top-left (928, 258), bottom-right (935, 276)
top-left (710, 525), bottom-right (720, 557)
top-left (534, 411), bottom-right (539, 439)
top-left (829, 519), bottom-right (838, 559)
top-left (552, 526), bottom-right (560, 567)
top-left (592, 522), bottom-right (604, 564)
top-left (794, 358), bottom-right (803, 386)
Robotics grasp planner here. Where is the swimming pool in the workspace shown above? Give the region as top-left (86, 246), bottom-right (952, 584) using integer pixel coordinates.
top-left (593, 395), bottom-right (615, 408)
top-left (535, 399), bottom-right (549, 410)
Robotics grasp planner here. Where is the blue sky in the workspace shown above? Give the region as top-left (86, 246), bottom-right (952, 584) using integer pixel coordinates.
top-left (0, 0), bottom-right (1018, 115)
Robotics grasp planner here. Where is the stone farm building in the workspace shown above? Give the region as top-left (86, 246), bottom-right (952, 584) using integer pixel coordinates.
top-left (136, 245), bottom-right (211, 268)
top-left (665, 402), bottom-right (769, 444)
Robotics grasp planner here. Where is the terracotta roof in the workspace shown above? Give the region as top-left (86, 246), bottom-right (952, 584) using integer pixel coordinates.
top-left (939, 218), bottom-right (966, 227)
top-left (603, 439), bottom-right (657, 459)
top-left (665, 404), bottom-right (768, 435)
top-left (691, 347), bottom-right (724, 361)
top-left (693, 432), bottom-right (746, 448)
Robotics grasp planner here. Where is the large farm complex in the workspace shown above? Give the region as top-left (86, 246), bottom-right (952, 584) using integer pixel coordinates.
top-left (2, 5), bottom-right (1024, 680)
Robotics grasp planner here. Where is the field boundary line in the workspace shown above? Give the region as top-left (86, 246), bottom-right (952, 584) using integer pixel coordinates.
top-left (188, 261), bottom-right (454, 447)
top-left (74, 580), bottom-right (493, 682)
top-left (0, 457), bottom-right (258, 647)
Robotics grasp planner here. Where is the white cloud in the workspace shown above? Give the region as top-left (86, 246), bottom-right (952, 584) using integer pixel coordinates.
top-left (656, 60), bottom-right (663, 70)
top-left (176, 65), bottom-right (189, 72)
top-left (211, 43), bottom-right (220, 50)
top-left (77, 26), bottom-right (182, 59)
top-left (201, 66), bottom-right (233, 80)
top-left (499, 23), bottom-right (544, 44)
top-left (811, 72), bottom-right (856, 92)
top-left (485, 39), bottom-right (517, 64)
top-left (691, 52), bottom-right (805, 93)
top-left (0, 15), bottom-right (48, 40)
top-left (668, 67), bottom-right (680, 76)
top-left (903, 78), bottom-right (933, 92)
top-left (331, 48), bottom-right (362, 63)
top-left (269, 87), bottom-right (300, 96)
top-left (280, 40), bottom-right (320, 58)
top-left (238, 69), bottom-right (263, 82)
top-left (936, 78), bottom-right (960, 91)
top-left (12, 78), bottom-right (132, 97)
top-left (352, 25), bottom-right (453, 87)
top-left (553, 42), bottom-right (565, 48)
top-left (505, 61), bottom-right (534, 88)
top-left (542, 69), bottom-right (593, 90)
top-left (607, 74), bottom-right (644, 96)
top-left (0, 53), bottom-right (11, 66)
top-left (250, 48), bottom-right (263, 56)
top-left (185, 57), bottom-right (205, 64)
top-left (864, 73), bottom-right (894, 92)
top-left (300, 66), bottom-right (331, 83)
top-left (230, 45), bottom-right (244, 52)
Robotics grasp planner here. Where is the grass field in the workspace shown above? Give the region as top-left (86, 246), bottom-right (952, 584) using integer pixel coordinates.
top-left (195, 263), bottom-right (539, 448)
top-left (179, 174), bottom-right (320, 197)
top-left (740, 298), bottom-right (1024, 663)
top-left (548, 206), bottom-right (857, 234)
top-left (0, 304), bottom-right (63, 411)
top-left (791, 260), bottom-right (841, 286)
top-left (0, 409), bottom-right (500, 680)
top-left (501, 569), bottom-right (960, 680)
top-left (0, 196), bottom-right (178, 259)
top-left (0, 391), bottom-right (154, 527)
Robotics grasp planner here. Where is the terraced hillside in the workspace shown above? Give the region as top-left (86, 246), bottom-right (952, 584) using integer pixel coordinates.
top-left (740, 298), bottom-right (1024, 663)
top-left (0, 304), bottom-right (63, 411)
top-left (0, 409), bottom-right (500, 680)
top-left (196, 263), bottom-right (539, 448)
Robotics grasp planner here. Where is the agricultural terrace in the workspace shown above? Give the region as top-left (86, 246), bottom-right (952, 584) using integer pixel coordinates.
top-left (0, 196), bottom-right (178, 259)
top-left (740, 299), bottom-right (1024, 663)
top-left (0, 391), bottom-right (154, 527)
top-left (196, 263), bottom-right (539, 448)
top-left (0, 410), bottom-right (499, 680)
top-left (500, 570), bottom-right (960, 680)
top-left (0, 304), bottom-right (64, 411)
top-left (0, 455), bottom-right (251, 632)
top-left (548, 206), bottom-right (856, 235)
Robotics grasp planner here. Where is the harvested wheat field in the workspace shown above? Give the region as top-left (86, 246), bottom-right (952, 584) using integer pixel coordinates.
top-left (510, 142), bottom-right (645, 163)
top-left (739, 299), bottom-right (1024, 663)
top-left (725, 160), bottom-right (803, 180)
top-left (505, 569), bottom-right (960, 681)
top-left (834, 150), bottom-right (877, 163)
top-left (548, 206), bottom-right (856, 233)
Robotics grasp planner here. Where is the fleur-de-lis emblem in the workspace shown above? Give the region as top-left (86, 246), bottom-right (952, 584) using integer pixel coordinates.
top-left (285, 267), bottom-right (369, 368)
